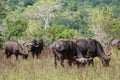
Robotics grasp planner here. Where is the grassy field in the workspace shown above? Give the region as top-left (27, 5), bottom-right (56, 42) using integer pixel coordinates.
top-left (0, 48), bottom-right (120, 80)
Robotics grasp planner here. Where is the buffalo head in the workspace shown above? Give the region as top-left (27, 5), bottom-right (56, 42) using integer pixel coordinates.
top-left (28, 39), bottom-right (44, 58)
top-left (101, 55), bottom-right (111, 67)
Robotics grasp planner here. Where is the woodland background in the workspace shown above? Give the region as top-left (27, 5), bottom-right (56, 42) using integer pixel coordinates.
top-left (0, 0), bottom-right (120, 47)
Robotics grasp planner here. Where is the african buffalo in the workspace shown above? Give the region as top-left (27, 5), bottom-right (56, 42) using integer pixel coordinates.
top-left (117, 41), bottom-right (120, 50)
top-left (50, 39), bottom-right (88, 68)
top-left (29, 39), bottom-right (44, 58)
top-left (75, 38), bottom-right (111, 67)
top-left (4, 41), bottom-right (28, 60)
top-left (17, 40), bottom-right (30, 56)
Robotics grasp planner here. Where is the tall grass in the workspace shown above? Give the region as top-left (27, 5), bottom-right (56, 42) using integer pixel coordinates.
top-left (0, 49), bottom-right (120, 80)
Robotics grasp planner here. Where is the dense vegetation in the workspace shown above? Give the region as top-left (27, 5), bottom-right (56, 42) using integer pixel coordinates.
top-left (0, 0), bottom-right (120, 47)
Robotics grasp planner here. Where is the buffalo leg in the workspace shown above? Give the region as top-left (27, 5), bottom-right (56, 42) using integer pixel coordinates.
top-left (15, 53), bottom-right (19, 60)
top-left (76, 62), bottom-right (80, 68)
top-left (32, 53), bottom-right (35, 58)
top-left (36, 53), bottom-right (39, 59)
top-left (88, 59), bottom-right (94, 66)
top-left (6, 52), bottom-right (12, 59)
top-left (53, 49), bottom-right (58, 68)
top-left (60, 57), bottom-right (64, 67)
top-left (6, 53), bottom-right (10, 59)
top-left (68, 60), bottom-right (72, 67)
top-left (5, 50), bottom-right (9, 58)
top-left (54, 55), bottom-right (57, 68)
top-left (4, 49), bottom-right (7, 55)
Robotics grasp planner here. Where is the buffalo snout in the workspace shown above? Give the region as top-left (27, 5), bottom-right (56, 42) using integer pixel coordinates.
top-left (102, 58), bottom-right (111, 67)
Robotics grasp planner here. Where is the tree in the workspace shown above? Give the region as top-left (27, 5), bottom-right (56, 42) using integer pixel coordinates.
top-left (46, 24), bottom-right (76, 41)
top-left (3, 13), bottom-right (28, 40)
top-left (88, 6), bottom-right (113, 46)
top-left (24, 0), bottom-right (61, 30)
top-left (24, 0), bottom-right (36, 7)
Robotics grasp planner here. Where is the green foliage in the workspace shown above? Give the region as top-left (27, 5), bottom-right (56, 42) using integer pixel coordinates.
top-left (107, 19), bottom-right (120, 38)
top-left (6, 0), bottom-right (19, 11)
top-left (0, 1), bottom-right (7, 19)
top-left (111, 0), bottom-right (120, 6)
top-left (7, 0), bottom-right (19, 5)
top-left (24, 0), bottom-right (37, 7)
top-left (112, 6), bottom-right (120, 18)
top-left (46, 24), bottom-right (76, 41)
top-left (21, 24), bottom-right (76, 45)
top-left (0, 0), bottom-right (120, 47)
top-left (56, 18), bottom-right (78, 29)
top-left (0, 33), bottom-right (4, 48)
top-left (4, 13), bottom-right (28, 40)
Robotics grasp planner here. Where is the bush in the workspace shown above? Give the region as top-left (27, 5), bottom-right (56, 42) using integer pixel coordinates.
top-left (3, 13), bottom-right (28, 40)
top-left (46, 24), bottom-right (76, 41)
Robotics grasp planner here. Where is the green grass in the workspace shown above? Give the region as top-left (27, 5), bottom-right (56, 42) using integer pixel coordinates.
top-left (0, 49), bottom-right (120, 80)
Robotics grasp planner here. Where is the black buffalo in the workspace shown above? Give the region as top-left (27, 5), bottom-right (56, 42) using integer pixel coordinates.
top-left (29, 39), bottom-right (44, 58)
top-left (75, 38), bottom-right (111, 67)
top-left (117, 41), bottom-right (120, 50)
top-left (50, 39), bottom-right (88, 68)
top-left (4, 41), bottom-right (28, 60)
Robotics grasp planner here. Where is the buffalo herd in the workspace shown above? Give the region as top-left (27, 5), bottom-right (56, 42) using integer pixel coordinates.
top-left (4, 39), bottom-right (44, 60)
top-left (3, 38), bottom-right (113, 68)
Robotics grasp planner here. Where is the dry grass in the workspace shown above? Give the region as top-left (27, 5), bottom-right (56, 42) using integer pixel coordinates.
top-left (0, 48), bottom-right (120, 80)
